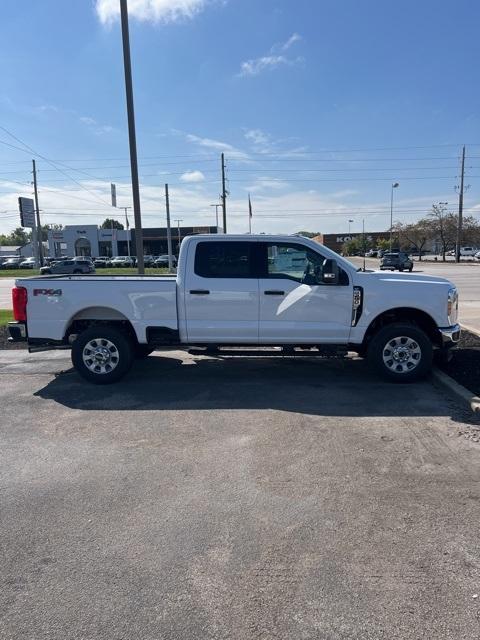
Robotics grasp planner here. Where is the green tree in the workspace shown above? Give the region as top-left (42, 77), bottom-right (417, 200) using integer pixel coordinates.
top-left (296, 231), bottom-right (322, 238)
top-left (1, 227), bottom-right (30, 246)
top-left (394, 219), bottom-right (433, 260)
top-left (376, 238), bottom-right (390, 252)
top-left (428, 204), bottom-right (457, 261)
top-left (101, 218), bottom-right (124, 230)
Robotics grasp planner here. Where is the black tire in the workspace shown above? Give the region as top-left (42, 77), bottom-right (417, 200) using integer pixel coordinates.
top-left (71, 326), bottom-right (134, 384)
top-left (73, 269), bottom-right (82, 274)
top-left (409, 265), bottom-right (413, 272)
top-left (135, 344), bottom-right (156, 359)
top-left (398, 266), bottom-right (404, 272)
top-left (368, 323), bottom-right (433, 383)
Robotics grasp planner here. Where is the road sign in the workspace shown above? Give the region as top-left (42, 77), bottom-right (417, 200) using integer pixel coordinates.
top-left (18, 197), bottom-right (35, 228)
top-left (111, 183), bottom-right (117, 208)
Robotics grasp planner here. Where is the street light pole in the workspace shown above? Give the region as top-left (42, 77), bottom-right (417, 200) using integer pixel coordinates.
top-left (348, 219), bottom-right (354, 236)
top-left (389, 182), bottom-right (399, 251)
top-left (120, 0), bottom-right (144, 274)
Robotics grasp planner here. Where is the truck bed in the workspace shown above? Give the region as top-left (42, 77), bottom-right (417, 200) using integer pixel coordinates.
top-left (17, 275), bottom-right (178, 344)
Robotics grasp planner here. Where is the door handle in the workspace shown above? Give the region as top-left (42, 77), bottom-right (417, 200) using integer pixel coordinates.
top-left (189, 289), bottom-right (210, 295)
top-left (264, 290), bottom-right (285, 296)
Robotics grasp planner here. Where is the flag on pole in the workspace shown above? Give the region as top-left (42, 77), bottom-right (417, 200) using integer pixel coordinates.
top-left (248, 193), bottom-right (252, 233)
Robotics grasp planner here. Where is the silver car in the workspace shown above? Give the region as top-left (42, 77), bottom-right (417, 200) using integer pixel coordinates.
top-left (40, 259), bottom-right (95, 275)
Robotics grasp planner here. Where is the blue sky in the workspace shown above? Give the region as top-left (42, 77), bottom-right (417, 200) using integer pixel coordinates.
top-left (0, 0), bottom-right (479, 235)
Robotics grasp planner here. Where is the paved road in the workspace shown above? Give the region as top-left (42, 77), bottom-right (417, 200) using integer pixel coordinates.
top-left (0, 278), bottom-right (14, 307)
top-left (1, 349), bottom-right (480, 639)
top-left (351, 259), bottom-right (480, 333)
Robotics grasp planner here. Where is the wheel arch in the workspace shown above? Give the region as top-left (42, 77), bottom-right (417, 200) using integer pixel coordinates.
top-left (362, 307), bottom-right (440, 350)
top-left (64, 306), bottom-right (139, 344)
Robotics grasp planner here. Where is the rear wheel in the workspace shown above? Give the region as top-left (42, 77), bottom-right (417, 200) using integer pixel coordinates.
top-left (409, 265), bottom-right (413, 272)
top-left (71, 326), bottom-right (134, 384)
top-left (368, 323), bottom-right (433, 382)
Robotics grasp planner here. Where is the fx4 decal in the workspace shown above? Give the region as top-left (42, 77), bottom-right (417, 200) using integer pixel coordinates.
top-left (33, 288), bottom-right (62, 297)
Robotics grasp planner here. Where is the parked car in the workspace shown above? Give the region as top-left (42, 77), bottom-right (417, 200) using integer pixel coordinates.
top-left (40, 259), bottom-right (95, 275)
top-left (379, 252), bottom-right (413, 272)
top-left (1, 257), bottom-right (23, 269)
top-left (19, 257), bottom-right (37, 269)
top-left (459, 247), bottom-right (477, 257)
top-left (365, 249), bottom-right (378, 257)
top-left (377, 249), bottom-right (386, 258)
top-left (143, 255), bottom-right (155, 267)
top-left (9, 234), bottom-right (460, 385)
top-left (94, 257), bottom-right (110, 268)
top-left (474, 250), bottom-right (480, 261)
top-left (110, 256), bottom-right (134, 268)
top-left (153, 254), bottom-right (177, 268)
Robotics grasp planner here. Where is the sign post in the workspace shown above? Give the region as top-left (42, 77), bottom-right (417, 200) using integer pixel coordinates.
top-left (19, 197), bottom-right (39, 268)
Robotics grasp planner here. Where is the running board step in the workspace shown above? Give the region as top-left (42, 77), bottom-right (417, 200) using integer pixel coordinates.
top-left (188, 346), bottom-right (348, 358)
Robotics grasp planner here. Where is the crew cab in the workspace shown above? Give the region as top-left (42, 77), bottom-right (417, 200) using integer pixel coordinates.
top-left (8, 234), bottom-right (460, 384)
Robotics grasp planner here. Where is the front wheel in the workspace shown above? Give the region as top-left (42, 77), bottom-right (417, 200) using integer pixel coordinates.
top-left (71, 326), bottom-right (134, 384)
top-left (368, 323), bottom-right (433, 382)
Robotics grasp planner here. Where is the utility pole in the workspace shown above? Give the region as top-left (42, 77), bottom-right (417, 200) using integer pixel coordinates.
top-left (174, 219), bottom-right (183, 256)
top-left (32, 159), bottom-right (43, 266)
top-left (221, 152), bottom-right (227, 233)
top-left (455, 145), bottom-right (466, 263)
top-left (165, 184), bottom-right (173, 272)
top-left (120, 0), bottom-right (144, 274)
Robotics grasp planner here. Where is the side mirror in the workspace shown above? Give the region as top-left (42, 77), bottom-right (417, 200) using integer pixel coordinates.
top-left (320, 258), bottom-right (339, 285)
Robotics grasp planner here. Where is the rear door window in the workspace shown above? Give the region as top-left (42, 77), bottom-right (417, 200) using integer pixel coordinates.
top-left (194, 241), bottom-right (255, 278)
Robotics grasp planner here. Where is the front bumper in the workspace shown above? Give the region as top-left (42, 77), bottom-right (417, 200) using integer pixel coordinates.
top-left (438, 324), bottom-right (461, 346)
top-left (7, 321), bottom-right (27, 342)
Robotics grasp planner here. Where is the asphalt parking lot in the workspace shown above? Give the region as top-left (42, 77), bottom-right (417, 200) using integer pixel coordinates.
top-left (1, 349), bottom-right (480, 639)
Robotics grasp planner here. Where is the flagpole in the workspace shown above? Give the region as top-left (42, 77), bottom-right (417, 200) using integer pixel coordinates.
top-left (248, 193), bottom-right (252, 234)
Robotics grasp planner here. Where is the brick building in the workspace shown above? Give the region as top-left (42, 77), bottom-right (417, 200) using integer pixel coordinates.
top-left (313, 231), bottom-right (390, 253)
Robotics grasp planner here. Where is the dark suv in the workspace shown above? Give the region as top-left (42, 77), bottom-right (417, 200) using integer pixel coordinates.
top-left (380, 252), bottom-right (413, 272)
top-left (40, 259), bottom-right (95, 275)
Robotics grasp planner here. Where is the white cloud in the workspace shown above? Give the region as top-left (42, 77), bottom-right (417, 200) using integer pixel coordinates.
top-left (95, 0), bottom-right (209, 24)
top-left (238, 33), bottom-right (304, 77)
top-left (239, 55), bottom-right (291, 77)
top-left (246, 177), bottom-right (290, 193)
top-left (182, 131), bottom-right (250, 161)
top-left (180, 170), bottom-right (206, 183)
top-left (280, 32), bottom-right (302, 51)
top-left (244, 129), bottom-right (269, 146)
top-left (79, 116), bottom-right (97, 126)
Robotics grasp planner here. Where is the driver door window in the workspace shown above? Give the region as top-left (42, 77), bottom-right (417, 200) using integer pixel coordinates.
top-left (267, 244), bottom-right (323, 285)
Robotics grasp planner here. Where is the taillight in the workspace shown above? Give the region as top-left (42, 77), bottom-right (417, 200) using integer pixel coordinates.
top-left (12, 286), bottom-right (27, 322)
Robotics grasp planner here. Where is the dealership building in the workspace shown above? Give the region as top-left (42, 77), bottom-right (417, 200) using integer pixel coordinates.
top-left (313, 231), bottom-right (390, 253)
top-left (48, 225), bottom-right (220, 258)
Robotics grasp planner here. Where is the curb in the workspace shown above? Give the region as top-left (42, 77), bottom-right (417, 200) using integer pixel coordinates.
top-left (432, 368), bottom-right (480, 415)
top-left (461, 323), bottom-right (480, 338)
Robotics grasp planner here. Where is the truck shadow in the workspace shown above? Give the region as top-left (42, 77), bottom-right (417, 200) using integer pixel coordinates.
top-left (34, 353), bottom-right (464, 419)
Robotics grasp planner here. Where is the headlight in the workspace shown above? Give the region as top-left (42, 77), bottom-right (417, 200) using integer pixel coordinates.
top-left (447, 287), bottom-right (458, 324)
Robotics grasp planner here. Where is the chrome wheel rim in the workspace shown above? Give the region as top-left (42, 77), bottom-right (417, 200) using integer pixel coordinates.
top-left (82, 338), bottom-right (119, 374)
top-left (382, 336), bottom-right (421, 374)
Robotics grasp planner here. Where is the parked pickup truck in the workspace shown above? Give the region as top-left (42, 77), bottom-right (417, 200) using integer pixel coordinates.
top-left (8, 234), bottom-right (460, 384)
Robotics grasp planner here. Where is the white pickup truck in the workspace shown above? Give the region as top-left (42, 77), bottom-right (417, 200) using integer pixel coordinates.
top-left (8, 234), bottom-right (460, 384)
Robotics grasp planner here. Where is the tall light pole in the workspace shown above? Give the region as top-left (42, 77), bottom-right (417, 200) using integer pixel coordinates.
top-left (348, 219), bottom-right (354, 236)
top-left (120, 0), bottom-right (144, 274)
top-left (210, 204), bottom-right (221, 229)
top-left (389, 182), bottom-right (399, 251)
